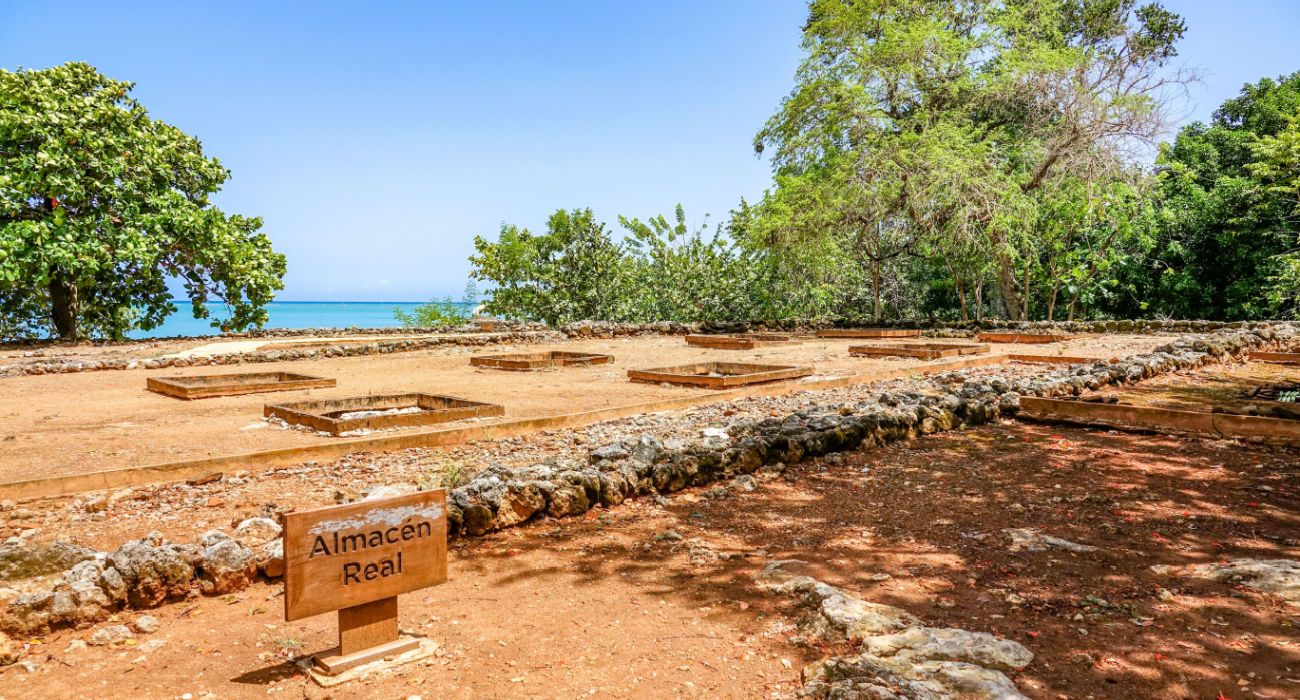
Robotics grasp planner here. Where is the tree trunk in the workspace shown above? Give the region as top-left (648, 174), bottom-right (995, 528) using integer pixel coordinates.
top-left (955, 278), bottom-right (969, 322)
top-left (994, 253), bottom-right (1023, 320)
top-left (1021, 265), bottom-right (1031, 320)
top-left (49, 272), bottom-right (79, 340)
top-left (974, 281), bottom-right (985, 322)
top-left (871, 262), bottom-right (882, 322)
top-left (1046, 282), bottom-right (1059, 322)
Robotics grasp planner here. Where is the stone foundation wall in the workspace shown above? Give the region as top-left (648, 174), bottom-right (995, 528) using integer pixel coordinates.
top-left (0, 330), bottom-right (562, 378)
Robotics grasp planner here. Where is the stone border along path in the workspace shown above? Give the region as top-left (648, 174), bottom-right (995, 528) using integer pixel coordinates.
top-left (756, 560), bottom-right (1035, 699)
top-left (0, 325), bottom-right (1295, 650)
top-left (0, 329), bottom-right (562, 378)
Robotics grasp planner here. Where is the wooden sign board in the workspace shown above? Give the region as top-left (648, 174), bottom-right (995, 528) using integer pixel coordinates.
top-left (283, 490), bottom-right (448, 622)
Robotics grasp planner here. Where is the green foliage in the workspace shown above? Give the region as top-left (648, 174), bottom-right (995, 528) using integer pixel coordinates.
top-left (755, 0), bottom-right (1186, 320)
top-left (1122, 72), bottom-right (1300, 320)
top-left (469, 208), bottom-right (632, 325)
top-left (470, 206), bottom-right (812, 324)
top-left (395, 281), bottom-right (477, 328)
top-left (0, 62), bottom-right (285, 339)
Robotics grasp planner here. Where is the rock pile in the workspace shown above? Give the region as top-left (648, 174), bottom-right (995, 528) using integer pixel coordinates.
top-left (757, 560), bottom-right (1033, 699)
top-left (1, 519), bottom-right (283, 637)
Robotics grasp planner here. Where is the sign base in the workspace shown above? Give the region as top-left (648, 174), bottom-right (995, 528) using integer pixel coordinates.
top-left (313, 634), bottom-right (422, 675)
top-left (299, 636), bottom-right (440, 687)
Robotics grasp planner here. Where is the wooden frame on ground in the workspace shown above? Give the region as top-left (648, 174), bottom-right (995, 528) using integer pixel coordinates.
top-left (469, 351), bottom-right (613, 371)
top-left (815, 328), bottom-right (922, 338)
top-left (147, 372), bottom-right (336, 400)
top-left (849, 343), bottom-right (989, 360)
top-left (627, 362), bottom-right (813, 389)
top-left (683, 333), bottom-right (799, 350)
top-left (265, 393), bottom-right (504, 436)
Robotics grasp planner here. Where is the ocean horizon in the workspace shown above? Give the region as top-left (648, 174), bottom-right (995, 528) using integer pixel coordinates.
top-left (129, 300), bottom-right (477, 339)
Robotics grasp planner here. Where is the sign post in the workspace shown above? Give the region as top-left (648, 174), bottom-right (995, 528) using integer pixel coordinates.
top-left (283, 489), bottom-right (448, 675)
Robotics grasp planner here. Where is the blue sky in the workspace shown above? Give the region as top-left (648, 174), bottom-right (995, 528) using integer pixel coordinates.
top-left (1, 1), bottom-right (1297, 302)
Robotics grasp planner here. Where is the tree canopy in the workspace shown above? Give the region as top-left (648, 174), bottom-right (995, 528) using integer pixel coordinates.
top-left (754, 0), bottom-right (1187, 320)
top-left (0, 62), bottom-right (284, 339)
top-left (1117, 72), bottom-right (1300, 320)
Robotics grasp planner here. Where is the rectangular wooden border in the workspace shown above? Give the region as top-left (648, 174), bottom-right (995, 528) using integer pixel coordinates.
top-left (816, 328), bottom-right (922, 338)
top-left (627, 362), bottom-right (813, 389)
top-left (146, 372), bottom-right (337, 400)
top-left (683, 334), bottom-right (798, 350)
top-left (979, 332), bottom-right (1081, 344)
top-left (0, 354), bottom-right (1006, 501)
top-left (469, 351), bottom-right (613, 371)
top-left (1007, 354), bottom-right (1116, 365)
top-left (265, 393), bottom-right (504, 436)
top-left (849, 343), bottom-right (989, 360)
top-left (1249, 351), bottom-right (1300, 365)
top-left (1017, 396), bottom-right (1300, 446)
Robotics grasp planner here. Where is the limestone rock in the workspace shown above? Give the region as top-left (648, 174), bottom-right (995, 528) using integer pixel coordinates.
top-left (0, 542), bottom-right (96, 582)
top-left (1193, 559), bottom-right (1300, 604)
top-left (256, 539), bottom-right (285, 579)
top-left (496, 482), bottom-right (545, 527)
top-left (131, 615), bottom-right (160, 634)
top-left (0, 631), bottom-right (19, 666)
top-left (859, 626), bottom-right (1034, 673)
top-left (88, 624), bottom-right (132, 647)
top-left (233, 517), bottom-right (282, 546)
top-left (364, 483), bottom-right (417, 501)
top-left (1004, 528), bottom-right (1097, 554)
top-left (107, 539), bottom-right (197, 608)
top-left (198, 539), bottom-right (256, 595)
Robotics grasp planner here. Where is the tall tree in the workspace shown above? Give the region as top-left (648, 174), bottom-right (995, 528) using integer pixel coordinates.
top-left (756, 0), bottom-right (1187, 319)
top-left (1127, 72), bottom-right (1300, 319)
top-left (0, 62), bottom-right (285, 339)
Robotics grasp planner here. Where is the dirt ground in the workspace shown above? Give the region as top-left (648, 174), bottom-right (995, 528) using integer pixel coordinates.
top-left (1, 419), bottom-right (1296, 699)
top-left (0, 333), bottom-right (1167, 485)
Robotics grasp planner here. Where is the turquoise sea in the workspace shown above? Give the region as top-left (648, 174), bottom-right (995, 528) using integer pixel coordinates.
top-left (130, 301), bottom-right (475, 338)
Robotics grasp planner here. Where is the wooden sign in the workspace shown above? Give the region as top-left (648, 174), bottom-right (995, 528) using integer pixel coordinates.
top-left (283, 489), bottom-right (447, 674)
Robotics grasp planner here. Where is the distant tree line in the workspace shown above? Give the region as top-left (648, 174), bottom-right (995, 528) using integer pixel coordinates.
top-left (467, 1), bottom-right (1300, 325)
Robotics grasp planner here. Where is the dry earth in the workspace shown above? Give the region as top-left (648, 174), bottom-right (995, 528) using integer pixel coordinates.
top-left (0, 420), bottom-right (1296, 699)
top-left (0, 332), bottom-right (1166, 483)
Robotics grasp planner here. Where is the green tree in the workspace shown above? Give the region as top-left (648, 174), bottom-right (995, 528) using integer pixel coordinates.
top-left (469, 208), bottom-right (631, 325)
top-left (1248, 103), bottom-right (1300, 315)
top-left (755, 0), bottom-right (1187, 320)
top-left (394, 280), bottom-right (477, 328)
top-left (1128, 72), bottom-right (1300, 319)
top-left (0, 62), bottom-right (285, 339)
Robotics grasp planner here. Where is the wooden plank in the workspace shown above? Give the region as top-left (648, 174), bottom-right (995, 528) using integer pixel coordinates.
top-left (848, 343), bottom-right (989, 360)
top-left (283, 490), bottom-right (448, 621)
top-left (979, 332), bottom-right (1079, 344)
top-left (313, 636), bottom-right (422, 675)
top-left (816, 328), bottom-right (922, 338)
top-left (0, 354), bottom-right (1007, 501)
top-left (338, 598), bottom-right (399, 655)
top-left (146, 372), bottom-right (336, 400)
top-left (1249, 351), bottom-right (1300, 365)
top-left (1008, 354), bottom-right (1114, 365)
top-left (1018, 396), bottom-right (1300, 446)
